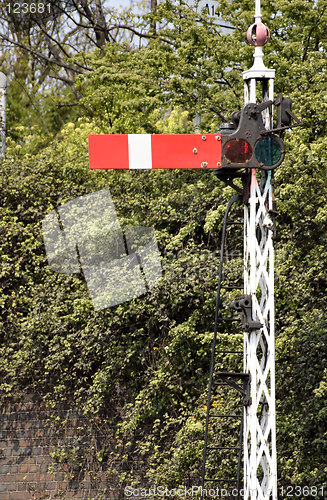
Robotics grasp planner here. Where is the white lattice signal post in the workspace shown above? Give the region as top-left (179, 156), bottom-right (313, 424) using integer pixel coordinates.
top-left (243, 2), bottom-right (277, 498)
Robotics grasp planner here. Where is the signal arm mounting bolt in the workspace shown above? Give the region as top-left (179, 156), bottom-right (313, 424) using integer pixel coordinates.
top-left (193, 148), bottom-right (198, 154)
top-left (201, 162), bottom-right (208, 168)
top-left (202, 135), bottom-right (206, 141)
top-left (215, 136), bottom-right (221, 141)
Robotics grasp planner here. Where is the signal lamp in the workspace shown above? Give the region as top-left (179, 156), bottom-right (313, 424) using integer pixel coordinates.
top-left (224, 139), bottom-right (252, 164)
top-left (254, 135), bottom-right (284, 168)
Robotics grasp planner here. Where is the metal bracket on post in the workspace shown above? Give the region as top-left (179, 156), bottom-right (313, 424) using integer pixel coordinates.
top-left (214, 169), bottom-right (252, 204)
top-left (230, 295), bottom-right (262, 331)
top-left (215, 372), bottom-right (252, 406)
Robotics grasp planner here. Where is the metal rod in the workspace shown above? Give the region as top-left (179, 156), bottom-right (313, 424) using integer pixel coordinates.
top-left (236, 405), bottom-right (245, 499)
top-left (0, 72), bottom-right (7, 159)
top-left (254, 0), bottom-right (262, 22)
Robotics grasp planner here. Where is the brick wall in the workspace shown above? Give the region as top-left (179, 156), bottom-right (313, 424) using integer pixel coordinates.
top-left (0, 396), bottom-right (121, 500)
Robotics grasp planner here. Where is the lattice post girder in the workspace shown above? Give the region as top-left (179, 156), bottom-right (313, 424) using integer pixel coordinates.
top-left (243, 169), bottom-right (277, 499)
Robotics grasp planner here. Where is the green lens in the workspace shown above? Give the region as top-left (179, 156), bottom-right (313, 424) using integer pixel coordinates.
top-left (254, 136), bottom-right (282, 167)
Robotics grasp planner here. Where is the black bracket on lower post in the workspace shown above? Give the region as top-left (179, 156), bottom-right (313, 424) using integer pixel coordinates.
top-left (215, 372), bottom-right (251, 406)
top-left (214, 169), bottom-right (251, 204)
top-left (230, 295), bottom-right (262, 331)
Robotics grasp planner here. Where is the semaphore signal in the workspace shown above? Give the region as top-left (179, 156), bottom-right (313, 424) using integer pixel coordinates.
top-left (88, 0), bottom-right (302, 497)
top-left (89, 101), bottom-right (290, 172)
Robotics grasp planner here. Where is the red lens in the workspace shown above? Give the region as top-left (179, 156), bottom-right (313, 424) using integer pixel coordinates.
top-left (224, 139), bottom-right (253, 164)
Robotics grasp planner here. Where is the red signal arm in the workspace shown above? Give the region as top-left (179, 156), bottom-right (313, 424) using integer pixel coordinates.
top-left (89, 133), bottom-right (222, 170)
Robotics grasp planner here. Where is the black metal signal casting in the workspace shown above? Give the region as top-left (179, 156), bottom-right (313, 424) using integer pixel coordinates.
top-left (221, 102), bottom-right (285, 171)
top-left (230, 295), bottom-right (262, 331)
top-left (261, 93), bottom-right (304, 135)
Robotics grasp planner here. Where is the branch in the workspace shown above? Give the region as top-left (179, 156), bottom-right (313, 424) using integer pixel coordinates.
top-left (84, 32), bottom-right (103, 48)
top-left (50, 74), bottom-right (76, 86)
top-left (0, 33), bottom-right (89, 74)
top-left (56, 102), bottom-right (79, 107)
top-left (31, 17), bottom-right (89, 72)
top-left (44, 1), bottom-right (102, 31)
top-left (63, 0), bottom-right (109, 36)
top-left (302, 5), bottom-right (327, 62)
top-left (50, 4), bottom-right (112, 49)
top-left (108, 25), bottom-right (174, 45)
top-left (31, 17), bottom-right (70, 59)
top-left (47, 2), bottom-right (171, 46)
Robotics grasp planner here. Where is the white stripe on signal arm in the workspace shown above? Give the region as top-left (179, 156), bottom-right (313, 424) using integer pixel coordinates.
top-left (128, 134), bottom-right (152, 169)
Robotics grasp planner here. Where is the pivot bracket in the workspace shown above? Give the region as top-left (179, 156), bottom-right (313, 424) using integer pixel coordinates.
top-left (230, 295), bottom-right (262, 331)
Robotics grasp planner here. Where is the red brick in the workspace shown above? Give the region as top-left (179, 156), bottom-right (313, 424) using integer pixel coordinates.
top-left (36, 456), bottom-right (51, 466)
top-left (17, 457), bottom-right (37, 465)
top-left (45, 481), bottom-right (57, 491)
top-left (53, 472), bottom-right (66, 481)
top-left (18, 439), bottom-right (32, 448)
top-left (37, 462), bottom-right (51, 472)
top-left (7, 482), bottom-right (18, 491)
top-left (57, 482), bottom-right (69, 491)
top-left (34, 494), bottom-right (51, 500)
top-left (17, 481), bottom-right (30, 491)
top-left (42, 446), bottom-right (57, 456)
top-left (18, 464), bottom-right (29, 473)
top-left (0, 473), bottom-right (18, 483)
top-left (64, 491), bottom-right (84, 498)
top-left (18, 464), bottom-right (39, 474)
top-left (7, 492), bottom-right (32, 500)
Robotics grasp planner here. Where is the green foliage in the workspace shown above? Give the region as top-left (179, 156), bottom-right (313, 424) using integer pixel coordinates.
top-left (78, 2), bottom-right (246, 134)
top-left (0, 0), bottom-right (326, 494)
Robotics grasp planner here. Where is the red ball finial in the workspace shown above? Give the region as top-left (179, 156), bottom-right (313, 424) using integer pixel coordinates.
top-left (247, 22), bottom-right (270, 46)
